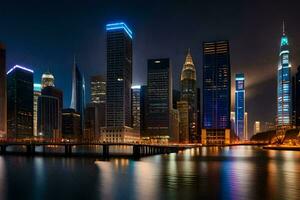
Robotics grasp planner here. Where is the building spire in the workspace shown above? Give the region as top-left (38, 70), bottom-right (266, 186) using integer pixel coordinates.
top-left (282, 20), bottom-right (285, 35)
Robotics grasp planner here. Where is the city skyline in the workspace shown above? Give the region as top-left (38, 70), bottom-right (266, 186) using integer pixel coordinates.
top-left (0, 1), bottom-right (300, 135)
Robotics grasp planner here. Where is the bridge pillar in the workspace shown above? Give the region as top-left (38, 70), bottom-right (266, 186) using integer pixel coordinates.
top-left (133, 145), bottom-right (141, 159)
top-left (103, 144), bottom-right (109, 159)
top-left (26, 144), bottom-right (35, 155)
top-left (0, 145), bottom-right (6, 154)
top-left (64, 145), bottom-right (72, 156)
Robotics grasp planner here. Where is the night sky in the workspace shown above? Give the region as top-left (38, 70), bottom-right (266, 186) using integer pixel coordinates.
top-left (0, 0), bottom-right (300, 134)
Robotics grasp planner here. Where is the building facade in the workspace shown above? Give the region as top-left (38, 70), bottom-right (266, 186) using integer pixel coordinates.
top-left (84, 103), bottom-right (100, 142)
top-left (177, 101), bottom-right (189, 143)
top-left (180, 49), bottom-right (197, 143)
top-left (132, 85), bottom-right (141, 129)
top-left (253, 121), bottom-right (261, 135)
top-left (41, 72), bottom-right (54, 89)
top-left (277, 23), bottom-right (292, 128)
top-left (235, 73), bottom-right (245, 140)
top-left (0, 43), bottom-right (6, 137)
top-left (146, 58), bottom-right (172, 143)
top-left (7, 65), bottom-right (34, 138)
top-left (33, 83), bottom-right (41, 137)
top-left (140, 85), bottom-right (147, 136)
top-left (62, 108), bottom-right (81, 141)
top-left (296, 66), bottom-right (300, 127)
top-left (90, 75), bottom-right (106, 104)
top-left (244, 112), bottom-right (248, 140)
top-left (202, 41), bottom-right (231, 145)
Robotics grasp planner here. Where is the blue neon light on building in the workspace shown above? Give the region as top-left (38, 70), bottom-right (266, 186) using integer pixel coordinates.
top-left (277, 23), bottom-right (292, 127)
top-left (106, 22), bottom-right (133, 39)
top-left (235, 73), bottom-right (245, 140)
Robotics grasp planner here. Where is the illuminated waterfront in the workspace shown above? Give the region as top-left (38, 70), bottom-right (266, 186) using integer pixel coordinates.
top-left (1, 146), bottom-right (300, 200)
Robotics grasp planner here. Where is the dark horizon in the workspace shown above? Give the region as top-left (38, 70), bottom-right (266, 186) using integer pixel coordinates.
top-left (1, 0), bottom-right (300, 134)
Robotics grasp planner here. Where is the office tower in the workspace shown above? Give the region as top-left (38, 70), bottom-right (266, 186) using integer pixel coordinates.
top-left (170, 109), bottom-right (180, 143)
top-left (253, 121), bottom-right (261, 135)
top-left (181, 49), bottom-right (197, 143)
top-left (33, 83), bottom-right (42, 136)
top-left (244, 112), bottom-right (248, 140)
top-left (38, 86), bottom-right (63, 139)
top-left (90, 75), bottom-right (106, 104)
top-left (146, 58), bottom-right (172, 143)
top-left (7, 65), bottom-right (34, 138)
top-left (62, 108), bottom-right (81, 140)
top-left (84, 103), bottom-right (99, 142)
top-left (106, 22), bottom-right (132, 128)
top-left (177, 101), bottom-right (189, 143)
top-left (0, 43), bottom-right (6, 137)
top-left (172, 89), bottom-right (180, 109)
top-left (140, 85), bottom-right (147, 136)
top-left (70, 58), bottom-right (85, 133)
top-left (132, 85), bottom-right (141, 129)
top-left (202, 41), bottom-right (231, 145)
top-left (296, 66), bottom-right (300, 127)
top-left (277, 22), bottom-right (292, 128)
top-left (101, 22), bottom-right (139, 143)
top-left (41, 72), bottom-right (54, 89)
top-left (196, 88), bottom-right (201, 142)
top-left (235, 73), bottom-right (245, 140)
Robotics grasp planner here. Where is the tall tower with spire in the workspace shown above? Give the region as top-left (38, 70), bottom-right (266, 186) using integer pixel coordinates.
top-left (277, 21), bottom-right (292, 128)
top-left (70, 56), bottom-right (85, 133)
top-left (180, 49), bottom-right (198, 142)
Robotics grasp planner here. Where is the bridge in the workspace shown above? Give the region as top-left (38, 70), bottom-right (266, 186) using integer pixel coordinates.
top-left (0, 141), bottom-right (193, 159)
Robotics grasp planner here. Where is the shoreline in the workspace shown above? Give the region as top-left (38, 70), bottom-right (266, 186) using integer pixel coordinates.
top-left (263, 145), bottom-right (300, 151)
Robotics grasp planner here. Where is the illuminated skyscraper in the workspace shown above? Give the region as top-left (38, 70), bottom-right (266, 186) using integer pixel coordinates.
top-left (253, 121), bottom-right (261, 135)
top-left (180, 49), bottom-right (197, 143)
top-left (177, 101), bottom-right (189, 143)
top-left (235, 73), bottom-right (245, 140)
top-left (202, 41), bottom-right (231, 145)
top-left (277, 22), bottom-right (292, 127)
top-left (131, 85), bottom-right (141, 129)
top-left (295, 66), bottom-right (300, 127)
top-left (244, 112), bottom-right (248, 140)
top-left (0, 43), bottom-right (6, 137)
top-left (33, 83), bottom-right (41, 136)
top-left (62, 108), bottom-right (81, 140)
top-left (41, 72), bottom-right (54, 89)
top-left (7, 65), bottom-right (34, 138)
top-left (90, 75), bottom-right (106, 104)
top-left (70, 58), bottom-right (85, 133)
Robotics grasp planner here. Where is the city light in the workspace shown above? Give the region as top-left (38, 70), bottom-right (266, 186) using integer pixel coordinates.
top-left (6, 65), bottom-right (34, 75)
top-left (106, 22), bottom-right (133, 39)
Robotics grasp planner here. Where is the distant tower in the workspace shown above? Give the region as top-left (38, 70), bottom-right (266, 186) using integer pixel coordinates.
top-left (180, 49), bottom-right (197, 143)
top-left (131, 85), bottom-right (141, 130)
top-left (70, 57), bottom-right (85, 133)
top-left (235, 73), bottom-right (245, 140)
top-left (0, 43), bottom-right (6, 137)
top-left (33, 83), bottom-right (42, 136)
top-left (253, 121), bottom-right (261, 135)
top-left (41, 71), bottom-right (55, 89)
top-left (277, 21), bottom-right (292, 128)
top-left (90, 75), bottom-right (106, 104)
top-left (7, 65), bottom-right (34, 138)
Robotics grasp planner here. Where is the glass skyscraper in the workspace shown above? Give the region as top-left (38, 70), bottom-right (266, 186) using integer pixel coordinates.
top-left (106, 22), bottom-right (132, 128)
top-left (277, 23), bottom-right (292, 127)
top-left (202, 41), bottom-right (231, 145)
top-left (131, 86), bottom-right (141, 129)
top-left (235, 73), bottom-right (245, 140)
top-left (7, 65), bottom-right (34, 138)
top-left (0, 43), bottom-right (6, 137)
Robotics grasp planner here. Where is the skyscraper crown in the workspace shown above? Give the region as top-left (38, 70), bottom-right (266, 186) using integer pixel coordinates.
top-left (181, 49), bottom-right (196, 81)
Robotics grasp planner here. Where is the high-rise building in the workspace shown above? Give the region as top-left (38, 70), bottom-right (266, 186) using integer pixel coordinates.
top-left (180, 49), bottom-right (197, 143)
top-left (169, 108), bottom-right (180, 143)
top-left (146, 58), bottom-right (172, 143)
top-left (41, 72), bottom-right (54, 89)
top-left (84, 103), bottom-right (100, 142)
top-left (202, 41), bottom-right (231, 145)
top-left (177, 101), bottom-right (189, 143)
top-left (7, 65), bottom-right (34, 138)
top-left (106, 22), bottom-right (132, 128)
top-left (244, 112), bottom-right (248, 140)
top-left (132, 85), bottom-right (141, 129)
top-left (70, 58), bottom-right (85, 133)
top-left (90, 75), bottom-right (106, 104)
top-left (101, 22), bottom-right (139, 142)
top-left (172, 89), bottom-right (180, 109)
top-left (0, 43), bottom-right (6, 137)
top-left (38, 86), bottom-right (63, 139)
top-left (295, 66), bottom-right (300, 127)
top-left (140, 85), bottom-right (147, 136)
top-left (196, 88), bottom-right (201, 142)
top-left (62, 108), bottom-right (81, 140)
top-left (277, 22), bottom-right (292, 128)
top-left (253, 121), bottom-right (261, 135)
top-left (33, 83), bottom-right (42, 137)
top-left (235, 73), bottom-right (245, 140)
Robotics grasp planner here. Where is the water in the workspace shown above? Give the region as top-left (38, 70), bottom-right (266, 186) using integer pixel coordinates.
top-left (0, 146), bottom-right (300, 200)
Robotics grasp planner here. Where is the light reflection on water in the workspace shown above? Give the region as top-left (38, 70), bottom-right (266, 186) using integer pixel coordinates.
top-left (1, 146), bottom-right (300, 200)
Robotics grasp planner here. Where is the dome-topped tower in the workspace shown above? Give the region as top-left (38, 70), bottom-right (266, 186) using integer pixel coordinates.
top-left (41, 71), bottom-right (55, 89)
top-left (181, 48), bottom-right (196, 81)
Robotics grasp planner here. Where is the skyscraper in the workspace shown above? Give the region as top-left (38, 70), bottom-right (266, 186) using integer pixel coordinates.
top-left (244, 112), bottom-right (248, 140)
top-left (62, 108), bottom-right (81, 141)
top-left (33, 83), bottom-right (42, 137)
top-left (84, 103), bottom-right (100, 142)
top-left (90, 75), bottom-right (106, 104)
top-left (0, 43), bottom-right (6, 137)
top-left (106, 22), bottom-right (132, 128)
top-left (253, 121), bottom-right (261, 135)
top-left (41, 72), bottom-right (55, 89)
top-left (140, 85), bottom-right (147, 136)
top-left (177, 101), bottom-right (189, 143)
top-left (146, 58), bottom-right (172, 143)
top-left (295, 66), bottom-right (300, 127)
top-left (180, 49), bottom-right (197, 143)
top-left (235, 73), bottom-right (245, 140)
top-left (7, 65), bottom-right (34, 138)
top-left (131, 85), bottom-right (141, 129)
top-left (277, 22), bottom-right (292, 128)
top-left (70, 58), bottom-right (85, 133)
top-left (202, 41), bottom-right (231, 145)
